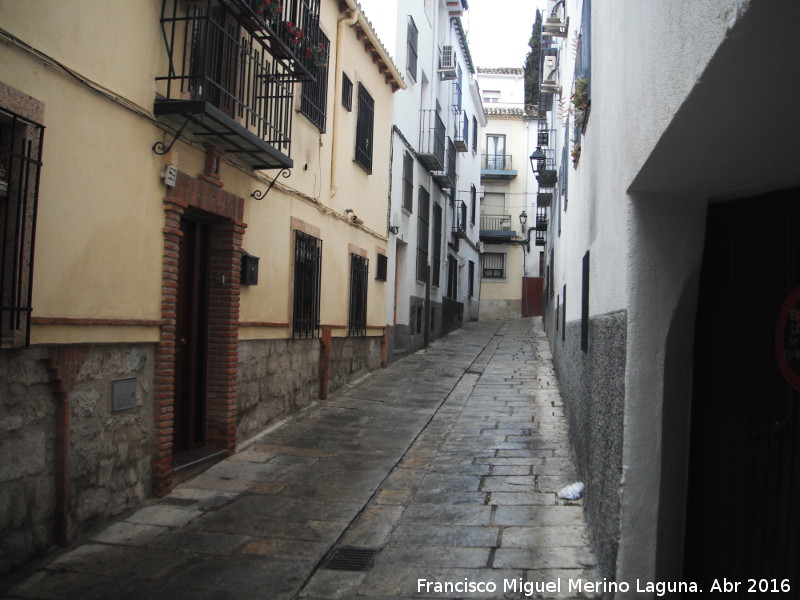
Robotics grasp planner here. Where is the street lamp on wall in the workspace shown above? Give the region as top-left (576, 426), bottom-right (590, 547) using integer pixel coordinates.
top-left (529, 147), bottom-right (546, 173)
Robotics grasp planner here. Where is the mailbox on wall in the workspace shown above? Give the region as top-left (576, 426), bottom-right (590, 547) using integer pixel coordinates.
top-left (241, 252), bottom-right (259, 285)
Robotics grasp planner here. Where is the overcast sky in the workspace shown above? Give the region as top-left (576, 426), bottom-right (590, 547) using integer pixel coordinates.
top-left (463, 0), bottom-right (541, 69)
top-left (356, 0), bottom-right (543, 70)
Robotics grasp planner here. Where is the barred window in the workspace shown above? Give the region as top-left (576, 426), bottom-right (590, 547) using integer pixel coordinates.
top-left (342, 73), bottom-right (353, 111)
top-left (472, 115), bottom-right (478, 152)
top-left (402, 152), bottom-right (414, 213)
top-left (447, 255), bottom-right (458, 299)
top-left (354, 83), bottom-right (374, 173)
top-left (432, 203), bottom-right (442, 288)
top-left (470, 184), bottom-right (476, 225)
top-left (376, 253), bottom-right (388, 282)
top-left (293, 230), bottom-right (322, 338)
top-left (481, 252), bottom-right (505, 278)
top-left (416, 187), bottom-right (430, 282)
top-left (348, 254), bottom-right (368, 336)
top-left (407, 16), bottom-right (418, 82)
top-left (468, 260), bottom-right (475, 297)
top-left (1, 107), bottom-right (44, 348)
top-left (300, 29), bottom-right (331, 132)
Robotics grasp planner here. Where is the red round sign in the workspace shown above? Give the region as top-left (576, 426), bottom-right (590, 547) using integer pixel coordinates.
top-left (775, 286), bottom-right (800, 392)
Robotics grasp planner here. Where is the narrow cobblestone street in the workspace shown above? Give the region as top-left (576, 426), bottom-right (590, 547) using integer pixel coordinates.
top-left (2, 318), bottom-right (597, 600)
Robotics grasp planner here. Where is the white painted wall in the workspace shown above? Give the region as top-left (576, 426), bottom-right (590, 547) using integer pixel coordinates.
top-left (543, 0), bottom-right (800, 592)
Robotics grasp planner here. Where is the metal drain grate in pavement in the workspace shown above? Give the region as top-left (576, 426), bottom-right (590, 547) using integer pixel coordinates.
top-left (323, 547), bottom-right (379, 571)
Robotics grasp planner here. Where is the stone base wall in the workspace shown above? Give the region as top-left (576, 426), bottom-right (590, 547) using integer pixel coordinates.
top-left (0, 343), bottom-right (154, 575)
top-left (548, 310), bottom-right (626, 581)
top-left (237, 338), bottom-right (320, 444)
top-left (327, 336), bottom-right (382, 392)
top-left (237, 335), bottom-right (382, 443)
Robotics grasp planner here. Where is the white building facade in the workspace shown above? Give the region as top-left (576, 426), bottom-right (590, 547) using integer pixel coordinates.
top-left (538, 0), bottom-right (800, 594)
top-left (381, 0), bottom-right (485, 356)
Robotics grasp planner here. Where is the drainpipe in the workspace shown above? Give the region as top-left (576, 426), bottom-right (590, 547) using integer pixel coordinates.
top-left (330, 7), bottom-right (359, 197)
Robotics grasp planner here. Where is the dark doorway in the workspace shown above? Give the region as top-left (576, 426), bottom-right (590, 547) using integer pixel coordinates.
top-left (684, 189), bottom-right (800, 589)
top-left (173, 214), bottom-right (211, 453)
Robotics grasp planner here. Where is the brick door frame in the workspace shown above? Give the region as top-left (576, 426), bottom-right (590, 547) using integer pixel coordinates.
top-left (153, 172), bottom-right (246, 495)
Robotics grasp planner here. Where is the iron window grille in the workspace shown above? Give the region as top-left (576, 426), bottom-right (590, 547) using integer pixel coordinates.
top-left (470, 184), bottom-right (476, 224)
top-left (447, 255), bottom-right (458, 299)
top-left (481, 252), bottom-right (505, 278)
top-left (402, 152), bottom-right (414, 213)
top-left (348, 254), bottom-right (368, 336)
top-left (354, 83), bottom-right (375, 173)
top-left (293, 230), bottom-right (322, 338)
top-left (407, 16), bottom-right (418, 82)
top-left (0, 107), bottom-right (44, 349)
top-left (432, 203), bottom-right (442, 288)
top-left (342, 73), bottom-right (353, 111)
top-left (300, 27), bottom-right (331, 132)
top-left (416, 187), bottom-right (430, 282)
top-left (468, 261), bottom-right (475, 297)
top-left (471, 115), bottom-right (478, 152)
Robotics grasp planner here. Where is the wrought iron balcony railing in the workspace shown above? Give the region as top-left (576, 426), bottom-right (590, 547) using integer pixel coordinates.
top-left (418, 109), bottom-right (446, 173)
top-left (480, 214), bottom-right (512, 232)
top-left (154, 0), bottom-right (321, 170)
top-left (452, 199), bottom-right (468, 238)
top-left (535, 206), bottom-right (548, 231)
top-left (453, 110), bottom-right (469, 152)
top-left (483, 154), bottom-right (513, 170)
top-left (433, 137), bottom-right (457, 192)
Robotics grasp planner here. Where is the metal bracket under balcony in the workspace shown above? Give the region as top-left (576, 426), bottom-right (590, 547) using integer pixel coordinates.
top-left (154, 100), bottom-right (293, 170)
top-left (481, 154), bottom-right (517, 180)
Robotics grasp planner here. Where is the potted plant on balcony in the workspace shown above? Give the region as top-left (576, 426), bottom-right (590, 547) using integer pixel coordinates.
top-left (303, 42), bottom-right (328, 71)
top-left (571, 143), bottom-right (581, 168)
top-left (269, 20), bottom-right (304, 59)
top-left (252, 0), bottom-right (282, 25)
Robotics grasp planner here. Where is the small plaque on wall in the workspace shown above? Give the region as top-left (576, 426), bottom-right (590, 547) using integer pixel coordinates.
top-left (112, 378), bottom-right (137, 412)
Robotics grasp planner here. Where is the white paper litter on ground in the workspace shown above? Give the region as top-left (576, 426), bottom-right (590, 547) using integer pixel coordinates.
top-left (558, 482), bottom-right (585, 500)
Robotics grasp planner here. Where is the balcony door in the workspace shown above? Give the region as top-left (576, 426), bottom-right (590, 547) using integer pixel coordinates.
top-left (486, 135), bottom-right (506, 169)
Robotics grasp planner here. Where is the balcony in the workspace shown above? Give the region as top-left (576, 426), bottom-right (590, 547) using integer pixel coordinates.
top-left (418, 110), bottom-right (446, 173)
top-left (537, 169), bottom-right (558, 188)
top-left (433, 138), bottom-right (457, 192)
top-left (537, 192), bottom-right (553, 207)
top-left (535, 229), bottom-right (547, 246)
top-left (480, 214), bottom-right (516, 243)
top-left (154, 0), bottom-right (323, 170)
top-left (453, 110), bottom-right (469, 153)
top-left (481, 154), bottom-right (517, 180)
top-left (535, 206), bottom-right (548, 231)
top-left (452, 199), bottom-right (468, 239)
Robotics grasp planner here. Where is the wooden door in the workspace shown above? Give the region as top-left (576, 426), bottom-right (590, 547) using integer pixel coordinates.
top-left (173, 215), bottom-right (210, 452)
top-left (684, 189), bottom-right (800, 589)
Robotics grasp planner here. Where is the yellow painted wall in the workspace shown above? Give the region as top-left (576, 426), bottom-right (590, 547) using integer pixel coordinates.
top-left (1, 0), bottom-right (394, 344)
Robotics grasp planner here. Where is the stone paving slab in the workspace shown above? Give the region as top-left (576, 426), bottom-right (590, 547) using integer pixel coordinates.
top-left (1, 319), bottom-right (599, 600)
